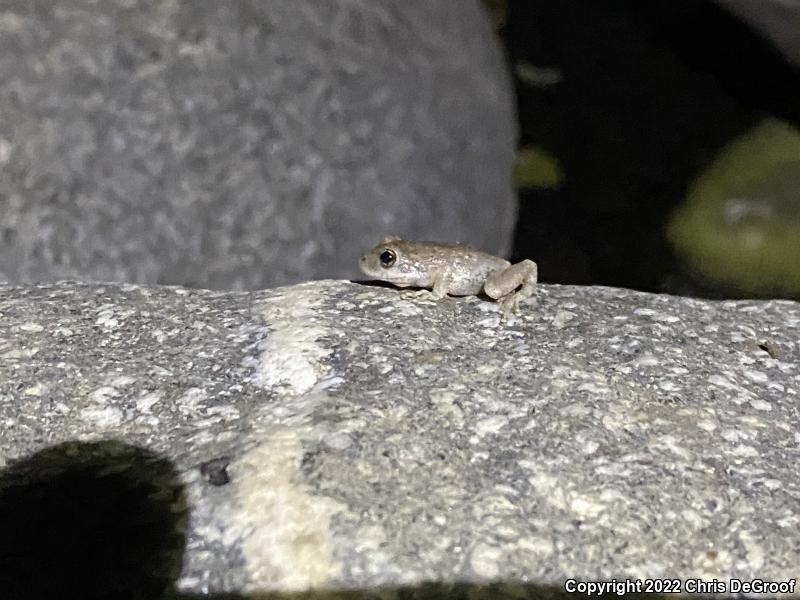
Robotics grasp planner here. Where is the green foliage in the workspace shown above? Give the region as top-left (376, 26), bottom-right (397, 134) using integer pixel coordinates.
top-left (513, 147), bottom-right (564, 190)
top-left (668, 118), bottom-right (800, 295)
top-left (514, 62), bottom-right (564, 89)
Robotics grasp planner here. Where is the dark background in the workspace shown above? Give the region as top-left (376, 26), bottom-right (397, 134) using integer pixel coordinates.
top-left (496, 0), bottom-right (800, 298)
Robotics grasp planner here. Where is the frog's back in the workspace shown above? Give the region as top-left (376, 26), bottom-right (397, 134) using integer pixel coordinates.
top-left (402, 239), bottom-right (498, 257)
top-left (400, 240), bottom-right (509, 295)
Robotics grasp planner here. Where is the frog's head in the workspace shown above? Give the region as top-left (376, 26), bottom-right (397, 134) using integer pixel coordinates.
top-left (358, 236), bottom-right (424, 286)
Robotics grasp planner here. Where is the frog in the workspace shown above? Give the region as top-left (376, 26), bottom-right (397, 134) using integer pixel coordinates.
top-left (358, 235), bottom-right (537, 313)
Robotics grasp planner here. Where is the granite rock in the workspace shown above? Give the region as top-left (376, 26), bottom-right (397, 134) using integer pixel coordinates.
top-left (714, 0), bottom-right (800, 68)
top-left (0, 0), bottom-right (516, 289)
top-left (1, 280), bottom-right (799, 597)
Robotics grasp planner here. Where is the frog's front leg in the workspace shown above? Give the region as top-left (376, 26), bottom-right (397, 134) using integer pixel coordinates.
top-left (430, 268), bottom-right (454, 300)
top-left (402, 269), bottom-right (452, 300)
top-left (483, 259), bottom-right (538, 313)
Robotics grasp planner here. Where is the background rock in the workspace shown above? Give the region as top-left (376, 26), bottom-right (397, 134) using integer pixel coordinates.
top-left (0, 0), bottom-right (516, 289)
top-left (1, 280), bottom-right (799, 596)
top-left (714, 0), bottom-right (800, 68)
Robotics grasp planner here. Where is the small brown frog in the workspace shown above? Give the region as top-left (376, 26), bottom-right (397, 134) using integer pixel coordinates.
top-left (359, 236), bottom-right (537, 313)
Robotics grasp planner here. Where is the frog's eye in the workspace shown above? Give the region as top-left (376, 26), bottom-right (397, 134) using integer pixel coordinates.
top-left (379, 249), bottom-right (397, 268)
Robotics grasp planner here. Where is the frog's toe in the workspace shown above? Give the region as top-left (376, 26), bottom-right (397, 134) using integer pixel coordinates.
top-left (403, 288), bottom-right (436, 300)
top-left (498, 295), bottom-right (520, 314)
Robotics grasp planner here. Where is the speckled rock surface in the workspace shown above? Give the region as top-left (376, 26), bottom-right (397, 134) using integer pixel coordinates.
top-left (0, 1), bottom-right (516, 289)
top-left (714, 0), bottom-right (800, 68)
top-left (1, 281), bottom-right (799, 597)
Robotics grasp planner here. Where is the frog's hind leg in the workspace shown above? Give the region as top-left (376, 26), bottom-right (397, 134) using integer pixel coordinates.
top-left (484, 260), bottom-right (538, 313)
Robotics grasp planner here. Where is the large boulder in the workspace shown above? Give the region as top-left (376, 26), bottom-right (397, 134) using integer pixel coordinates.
top-left (0, 1), bottom-right (516, 289)
top-left (714, 0), bottom-right (800, 68)
top-left (1, 280), bottom-right (799, 597)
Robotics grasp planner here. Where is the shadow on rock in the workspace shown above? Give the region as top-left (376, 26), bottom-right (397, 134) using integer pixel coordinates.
top-left (0, 440), bottom-right (187, 600)
top-left (0, 440), bottom-right (661, 600)
top-left (176, 582), bottom-right (663, 600)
